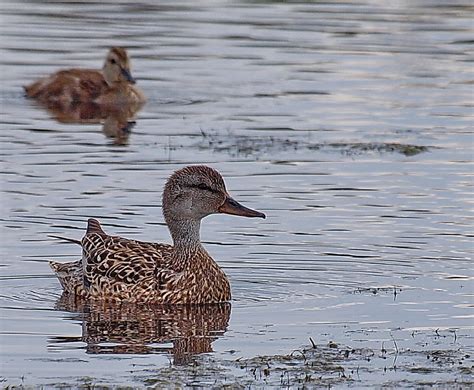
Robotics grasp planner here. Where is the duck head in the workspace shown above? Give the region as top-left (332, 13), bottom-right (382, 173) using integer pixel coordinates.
top-left (163, 165), bottom-right (265, 245)
top-left (103, 47), bottom-right (136, 86)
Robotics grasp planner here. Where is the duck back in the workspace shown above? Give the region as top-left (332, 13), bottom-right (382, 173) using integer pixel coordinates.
top-left (25, 69), bottom-right (107, 104)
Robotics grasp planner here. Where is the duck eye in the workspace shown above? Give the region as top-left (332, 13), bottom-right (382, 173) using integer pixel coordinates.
top-left (110, 58), bottom-right (117, 64)
top-left (196, 183), bottom-right (214, 192)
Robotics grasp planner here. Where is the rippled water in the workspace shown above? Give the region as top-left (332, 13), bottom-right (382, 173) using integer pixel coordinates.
top-left (1, 0), bottom-right (473, 387)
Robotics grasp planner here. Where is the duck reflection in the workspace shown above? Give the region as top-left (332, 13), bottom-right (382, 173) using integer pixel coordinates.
top-left (53, 294), bottom-right (231, 364)
top-left (30, 99), bottom-right (143, 145)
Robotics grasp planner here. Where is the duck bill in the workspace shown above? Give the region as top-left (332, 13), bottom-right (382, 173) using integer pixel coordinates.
top-left (218, 197), bottom-right (266, 219)
top-left (121, 67), bottom-right (136, 84)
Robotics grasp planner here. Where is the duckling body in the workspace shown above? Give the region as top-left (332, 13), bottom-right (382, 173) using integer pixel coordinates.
top-left (25, 47), bottom-right (145, 105)
top-left (50, 166), bottom-right (265, 304)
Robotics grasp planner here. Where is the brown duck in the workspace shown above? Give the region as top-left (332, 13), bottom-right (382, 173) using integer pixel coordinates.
top-left (50, 165), bottom-right (265, 304)
top-left (24, 47), bottom-right (145, 105)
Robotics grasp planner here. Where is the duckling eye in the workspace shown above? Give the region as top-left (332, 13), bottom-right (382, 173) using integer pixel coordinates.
top-left (109, 58), bottom-right (117, 64)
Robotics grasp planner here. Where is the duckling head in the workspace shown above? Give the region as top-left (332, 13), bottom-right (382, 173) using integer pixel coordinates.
top-left (103, 47), bottom-right (136, 86)
top-left (163, 165), bottom-right (265, 244)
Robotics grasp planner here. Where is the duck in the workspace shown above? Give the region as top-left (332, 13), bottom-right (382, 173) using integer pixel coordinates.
top-left (50, 165), bottom-right (266, 304)
top-left (24, 47), bottom-right (145, 105)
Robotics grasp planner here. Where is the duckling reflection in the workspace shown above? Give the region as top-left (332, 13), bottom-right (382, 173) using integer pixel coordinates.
top-left (52, 294), bottom-right (231, 364)
top-left (29, 99), bottom-right (142, 145)
top-left (101, 113), bottom-right (136, 146)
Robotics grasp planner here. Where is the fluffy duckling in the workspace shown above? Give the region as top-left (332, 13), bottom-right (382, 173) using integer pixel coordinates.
top-left (25, 47), bottom-right (145, 105)
top-left (50, 165), bottom-right (265, 304)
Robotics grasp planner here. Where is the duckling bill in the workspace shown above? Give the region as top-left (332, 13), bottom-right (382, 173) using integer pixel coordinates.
top-left (50, 165), bottom-right (265, 304)
top-left (24, 47), bottom-right (145, 105)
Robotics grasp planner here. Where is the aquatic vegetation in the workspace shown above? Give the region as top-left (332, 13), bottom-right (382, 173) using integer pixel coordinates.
top-left (136, 338), bottom-right (473, 388)
top-left (198, 132), bottom-right (431, 158)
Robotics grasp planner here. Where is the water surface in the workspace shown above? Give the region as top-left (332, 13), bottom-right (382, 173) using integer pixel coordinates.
top-left (1, 0), bottom-right (473, 387)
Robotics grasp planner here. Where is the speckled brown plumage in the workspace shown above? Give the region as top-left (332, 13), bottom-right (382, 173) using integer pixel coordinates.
top-left (24, 47), bottom-right (145, 105)
top-left (50, 165), bottom-right (266, 304)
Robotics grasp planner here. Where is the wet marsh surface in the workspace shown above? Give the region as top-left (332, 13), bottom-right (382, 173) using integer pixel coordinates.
top-left (0, 0), bottom-right (473, 387)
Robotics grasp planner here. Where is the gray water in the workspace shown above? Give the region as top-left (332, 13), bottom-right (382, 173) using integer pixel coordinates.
top-left (0, 0), bottom-right (473, 387)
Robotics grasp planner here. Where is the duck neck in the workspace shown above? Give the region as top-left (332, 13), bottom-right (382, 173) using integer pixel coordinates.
top-left (168, 218), bottom-right (203, 252)
top-left (108, 81), bottom-right (130, 91)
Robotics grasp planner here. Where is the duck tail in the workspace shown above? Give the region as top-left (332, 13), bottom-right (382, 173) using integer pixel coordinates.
top-left (49, 259), bottom-right (85, 295)
top-left (24, 81), bottom-right (43, 98)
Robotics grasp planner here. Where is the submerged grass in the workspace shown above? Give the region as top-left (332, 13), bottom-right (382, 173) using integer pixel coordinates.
top-left (134, 339), bottom-right (473, 389)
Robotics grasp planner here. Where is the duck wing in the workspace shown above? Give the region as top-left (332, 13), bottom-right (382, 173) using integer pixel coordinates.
top-left (80, 219), bottom-right (173, 301)
top-left (25, 69), bottom-right (107, 103)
